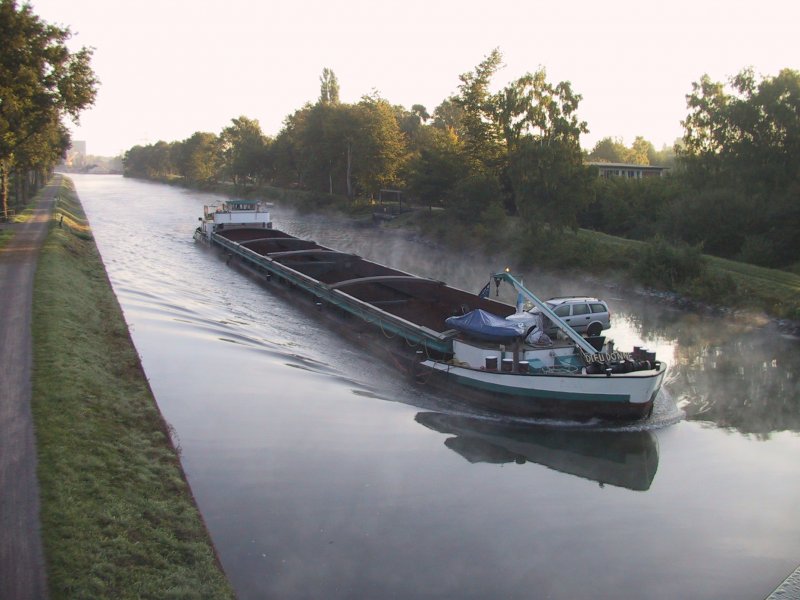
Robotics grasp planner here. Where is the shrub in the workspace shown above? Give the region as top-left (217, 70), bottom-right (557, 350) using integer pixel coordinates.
top-left (738, 235), bottom-right (777, 267)
top-left (472, 201), bottom-right (508, 248)
top-left (685, 271), bottom-right (738, 304)
top-left (633, 237), bottom-right (706, 289)
top-left (515, 227), bottom-right (625, 272)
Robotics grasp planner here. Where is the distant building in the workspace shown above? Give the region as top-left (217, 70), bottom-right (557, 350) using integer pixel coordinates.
top-left (588, 162), bottom-right (668, 179)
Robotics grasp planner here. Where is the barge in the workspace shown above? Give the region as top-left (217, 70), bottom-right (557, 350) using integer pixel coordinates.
top-left (195, 199), bottom-right (666, 421)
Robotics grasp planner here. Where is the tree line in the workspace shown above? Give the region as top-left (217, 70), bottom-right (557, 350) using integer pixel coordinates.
top-left (0, 0), bottom-right (97, 217)
top-left (125, 50), bottom-right (593, 237)
top-left (124, 55), bottom-right (799, 271)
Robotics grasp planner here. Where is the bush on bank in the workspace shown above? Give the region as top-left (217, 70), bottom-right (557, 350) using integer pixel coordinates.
top-left (31, 178), bottom-right (234, 599)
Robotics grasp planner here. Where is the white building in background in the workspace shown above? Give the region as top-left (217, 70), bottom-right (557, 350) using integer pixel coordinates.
top-left (588, 162), bottom-right (668, 179)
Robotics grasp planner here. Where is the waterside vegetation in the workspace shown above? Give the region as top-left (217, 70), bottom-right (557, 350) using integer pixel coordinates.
top-left (141, 171), bottom-right (800, 323)
top-left (31, 178), bottom-right (234, 599)
top-left (121, 52), bottom-right (800, 320)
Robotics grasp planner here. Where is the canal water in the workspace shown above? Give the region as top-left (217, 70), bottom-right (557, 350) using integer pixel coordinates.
top-left (72, 175), bottom-right (800, 599)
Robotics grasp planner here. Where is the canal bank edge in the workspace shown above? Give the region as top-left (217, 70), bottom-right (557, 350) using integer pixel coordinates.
top-left (31, 177), bottom-right (235, 598)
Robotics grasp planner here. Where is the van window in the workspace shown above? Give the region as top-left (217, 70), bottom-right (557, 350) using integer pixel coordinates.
top-left (572, 304), bottom-right (590, 315)
top-left (590, 303), bottom-right (607, 313)
top-left (554, 305), bottom-right (571, 317)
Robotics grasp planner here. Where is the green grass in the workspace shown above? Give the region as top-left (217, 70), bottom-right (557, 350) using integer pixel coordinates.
top-left (575, 228), bottom-right (800, 317)
top-left (31, 179), bottom-right (235, 599)
top-left (704, 255), bottom-right (800, 318)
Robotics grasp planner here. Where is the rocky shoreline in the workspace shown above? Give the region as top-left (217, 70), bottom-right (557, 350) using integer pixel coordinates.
top-left (636, 287), bottom-right (800, 338)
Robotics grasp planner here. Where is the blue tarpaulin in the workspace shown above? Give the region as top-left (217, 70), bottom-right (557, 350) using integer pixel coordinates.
top-left (445, 309), bottom-right (528, 342)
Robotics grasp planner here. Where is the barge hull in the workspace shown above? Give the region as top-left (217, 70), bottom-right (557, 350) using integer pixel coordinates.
top-left (418, 361), bottom-right (665, 420)
top-left (206, 228), bottom-right (499, 355)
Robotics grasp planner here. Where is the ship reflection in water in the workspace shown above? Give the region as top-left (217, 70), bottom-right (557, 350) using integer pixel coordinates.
top-left (415, 412), bottom-right (659, 492)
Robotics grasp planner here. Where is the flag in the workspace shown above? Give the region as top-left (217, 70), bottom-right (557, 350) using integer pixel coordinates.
top-left (478, 282), bottom-right (490, 298)
top-left (516, 291), bottom-right (525, 313)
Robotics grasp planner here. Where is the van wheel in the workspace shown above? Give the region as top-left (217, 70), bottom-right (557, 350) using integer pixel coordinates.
top-left (587, 322), bottom-right (602, 337)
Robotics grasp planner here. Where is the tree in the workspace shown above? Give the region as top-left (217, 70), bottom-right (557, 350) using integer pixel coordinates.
top-left (405, 125), bottom-right (469, 207)
top-left (411, 104), bottom-right (430, 123)
top-left (122, 141), bottom-right (174, 178)
top-left (431, 97), bottom-right (465, 132)
top-left (280, 88), bottom-right (406, 199)
top-left (509, 137), bottom-right (593, 233)
top-left (581, 175), bottom-right (679, 239)
top-left (680, 68), bottom-right (800, 265)
top-left (291, 101), bottom-right (345, 194)
top-left (270, 105), bottom-right (316, 188)
top-left (448, 171), bottom-right (502, 224)
top-left (681, 68), bottom-right (800, 194)
top-left (493, 68), bottom-right (587, 153)
top-left (122, 145), bottom-right (148, 177)
top-left (0, 0), bottom-right (98, 214)
top-left (12, 114), bottom-right (69, 200)
top-left (346, 96), bottom-right (406, 197)
top-left (649, 142), bottom-right (677, 167)
top-left (394, 104), bottom-right (428, 141)
top-left (219, 116), bottom-right (267, 186)
top-left (174, 132), bottom-right (219, 183)
top-left (588, 137), bottom-right (627, 163)
top-left (319, 68), bottom-right (340, 105)
top-left (628, 136), bottom-right (654, 165)
top-left (454, 48), bottom-right (504, 171)
top-left (148, 141), bottom-right (173, 178)
top-left (588, 136), bottom-right (656, 165)
top-left (493, 66), bottom-right (590, 232)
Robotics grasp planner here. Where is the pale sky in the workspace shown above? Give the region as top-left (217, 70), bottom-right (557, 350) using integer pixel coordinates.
top-left (30, 0), bottom-right (800, 157)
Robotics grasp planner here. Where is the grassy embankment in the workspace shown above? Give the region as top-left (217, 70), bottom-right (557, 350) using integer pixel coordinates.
top-left (569, 229), bottom-right (800, 319)
top-left (31, 177), bottom-right (235, 599)
top-left (394, 208), bottom-right (800, 320)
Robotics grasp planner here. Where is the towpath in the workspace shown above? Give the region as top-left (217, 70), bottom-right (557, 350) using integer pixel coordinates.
top-left (0, 175), bottom-right (59, 600)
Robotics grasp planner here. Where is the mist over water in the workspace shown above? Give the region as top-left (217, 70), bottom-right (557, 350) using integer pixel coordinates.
top-left (73, 175), bottom-right (800, 600)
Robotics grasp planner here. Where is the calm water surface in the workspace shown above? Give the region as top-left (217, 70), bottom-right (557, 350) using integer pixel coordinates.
top-left (72, 175), bottom-right (800, 599)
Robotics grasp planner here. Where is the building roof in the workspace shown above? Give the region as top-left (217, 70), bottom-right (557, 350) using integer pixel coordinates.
top-left (587, 162), bottom-right (667, 171)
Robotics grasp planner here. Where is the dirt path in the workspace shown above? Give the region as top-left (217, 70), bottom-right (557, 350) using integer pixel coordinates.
top-left (0, 176), bottom-right (60, 600)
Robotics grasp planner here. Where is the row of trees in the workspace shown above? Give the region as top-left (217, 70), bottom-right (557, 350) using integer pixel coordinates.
top-left (126, 49), bottom-right (594, 236)
top-left (125, 53), bottom-right (799, 270)
top-left (0, 0), bottom-right (97, 216)
top-left (587, 136), bottom-right (675, 166)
